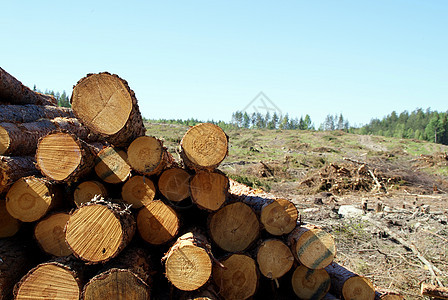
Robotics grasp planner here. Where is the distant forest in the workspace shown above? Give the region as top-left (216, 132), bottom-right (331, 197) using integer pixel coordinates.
top-left (35, 86), bottom-right (71, 107)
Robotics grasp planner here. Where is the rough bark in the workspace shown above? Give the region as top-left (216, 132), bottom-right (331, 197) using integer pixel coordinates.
top-left (291, 265), bottom-right (331, 300)
top-left (0, 199), bottom-right (20, 238)
top-left (421, 283), bottom-right (448, 299)
top-left (0, 155), bottom-right (38, 194)
top-left (190, 170), bottom-right (229, 211)
top-left (121, 175), bottom-right (156, 209)
top-left (34, 212), bottom-right (72, 257)
top-left (0, 104), bottom-right (73, 123)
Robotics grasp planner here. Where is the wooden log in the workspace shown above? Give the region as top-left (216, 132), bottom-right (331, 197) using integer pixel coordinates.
top-left (178, 284), bottom-right (221, 300)
top-left (5, 175), bottom-right (61, 222)
top-left (288, 224), bottom-right (336, 270)
top-left (213, 254), bottom-right (259, 300)
top-left (421, 283), bottom-right (448, 299)
top-left (65, 198), bottom-right (136, 264)
top-left (121, 175), bottom-right (156, 209)
top-left (137, 199), bottom-right (180, 245)
top-left (190, 170), bottom-right (229, 211)
top-left (14, 257), bottom-right (83, 300)
top-left (208, 202), bottom-right (259, 252)
top-left (0, 238), bottom-right (31, 300)
top-left (94, 146), bottom-right (132, 184)
top-left (164, 231), bottom-right (213, 291)
top-left (158, 167), bottom-right (191, 202)
top-left (180, 123), bottom-right (228, 171)
top-left (0, 67), bottom-right (57, 106)
top-left (256, 239), bottom-right (294, 280)
top-left (325, 262), bottom-right (375, 300)
top-left (291, 265), bottom-right (331, 300)
top-left (71, 72), bottom-right (146, 147)
top-left (36, 132), bottom-right (97, 182)
top-left (34, 212), bottom-right (72, 257)
top-left (0, 104), bottom-right (73, 123)
top-left (0, 155), bottom-right (38, 194)
top-left (127, 135), bottom-right (174, 176)
top-left (73, 180), bottom-right (108, 207)
top-left (0, 199), bottom-right (20, 238)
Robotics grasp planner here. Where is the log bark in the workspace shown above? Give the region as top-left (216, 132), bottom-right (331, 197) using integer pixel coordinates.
top-left (178, 284), bottom-right (221, 300)
top-left (0, 67), bottom-right (57, 106)
top-left (213, 253), bottom-right (259, 300)
top-left (14, 256), bottom-right (83, 300)
top-left (180, 123), bottom-right (228, 171)
top-left (65, 198), bottom-right (136, 264)
top-left (291, 265), bottom-right (331, 300)
top-left (121, 175), bottom-right (156, 209)
top-left (288, 224), bottom-right (336, 270)
top-left (0, 155), bottom-right (39, 194)
top-left (71, 72), bottom-right (146, 147)
top-left (190, 170), bottom-right (229, 211)
top-left (158, 167), bottom-right (191, 202)
top-left (325, 262), bottom-right (375, 300)
top-left (256, 239), bottom-right (294, 280)
top-left (208, 202), bottom-right (260, 252)
top-left (163, 231), bottom-right (213, 291)
top-left (0, 104), bottom-right (73, 123)
top-left (0, 199), bottom-right (20, 238)
top-left (94, 146), bottom-right (132, 184)
top-left (137, 199), bottom-right (180, 245)
top-left (36, 131), bottom-right (98, 182)
top-left (127, 136), bottom-right (174, 176)
top-left (34, 212), bottom-right (72, 257)
top-left (229, 179), bottom-right (298, 235)
top-left (421, 283), bottom-right (448, 299)
top-left (73, 180), bottom-right (108, 207)
top-left (5, 175), bottom-right (62, 222)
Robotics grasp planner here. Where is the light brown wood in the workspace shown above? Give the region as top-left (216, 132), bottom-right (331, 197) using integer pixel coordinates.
top-left (158, 167), bottom-right (191, 202)
top-left (0, 155), bottom-right (38, 194)
top-left (181, 123), bottom-right (228, 171)
top-left (0, 104), bottom-right (73, 123)
top-left (34, 212), bottom-right (72, 257)
top-left (0, 199), bottom-right (20, 238)
top-left (213, 254), bottom-right (259, 300)
top-left (73, 180), bottom-right (108, 207)
top-left (421, 283), bottom-right (448, 299)
top-left (127, 135), bottom-right (172, 175)
top-left (71, 72), bottom-right (146, 147)
top-left (291, 265), bottom-right (331, 300)
top-left (137, 199), bottom-right (180, 245)
top-left (256, 239), bottom-right (294, 280)
top-left (95, 146), bottom-right (132, 184)
top-left (190, 170), bottom-right (229, 211)
top-left (65, 198), bottom-right (136, 264)
top-left (6, 176), bottom-right (61, 222)
top-left (208, 202), bottom-right (259, 252)
top-left (288, 224), bottom-right (336, 270)
top-left (122, 175), bottom-right (156, 209)
top-left (164, 231), bottom-right (212, 291)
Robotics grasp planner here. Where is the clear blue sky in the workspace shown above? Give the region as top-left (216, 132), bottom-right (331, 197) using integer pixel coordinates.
top-left (1, 1), bottom-right (447, 127)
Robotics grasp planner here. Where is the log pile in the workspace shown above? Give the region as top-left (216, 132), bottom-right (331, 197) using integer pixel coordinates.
top-left (0, 68), bottom-right (403, 300)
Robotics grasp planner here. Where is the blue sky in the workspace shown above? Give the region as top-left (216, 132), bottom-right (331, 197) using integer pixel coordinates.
top-left (1, 1), bottom-right (447, 127)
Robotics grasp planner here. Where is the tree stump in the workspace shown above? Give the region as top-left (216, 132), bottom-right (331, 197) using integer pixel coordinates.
top-left (158, 167), bottom-right (191, 202)
top-left (190, 170), bottom-right (229, 211)
top-left (0, 199), bottom-right (20, 238)
top-left (0, 155), bottom-right (38, 194)
top-left (121, 175), bottom-right (156, 209)
top-left (127, 136), bottom-right (173, 176)
top-left (291, 265), bottom-right (331, 300)
top-left (94, 146), bottom-right (132, 184)
top-left (256, 239), bottom-right (294, 280)
top-left (34, 212), bottom-right (72, 257)
top-left (73, 180), bottom-right (108, 207)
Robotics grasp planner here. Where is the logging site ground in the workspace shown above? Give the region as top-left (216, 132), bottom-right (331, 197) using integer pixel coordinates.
top-left (146, 121), bottom-right (448, 299)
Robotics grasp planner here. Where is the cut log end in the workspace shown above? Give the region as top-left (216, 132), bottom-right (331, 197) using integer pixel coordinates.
top-left (127, 136), bottom-right (166, 175)
top-left (34, 213), bottom-right (72, 257)
top-left (190, 171), bottom-right (228, 211)
top-left (122, 175), bottom-right (156, 209)
top-left (256, 239), bottom-right (294, 280)
top-left (158, 168), bottom-right (191, 202)
top-left (343, 276), bottom-right (375, 300)
top-left (0, 200), bottom-right (20, 238)
top-left (0, 125), bottom-right (10, 155)
top-left (260, 198), bottom-right (298, 235)
top-left (73, 180), bottom-right (108, 208)
top-left (95, 146), bottom-right (131, 184)
top-left (291, 265), bottom-right (331, 300)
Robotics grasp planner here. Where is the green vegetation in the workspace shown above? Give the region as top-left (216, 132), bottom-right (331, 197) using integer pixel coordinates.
top-left (33, 85), bottom-right (71, 107)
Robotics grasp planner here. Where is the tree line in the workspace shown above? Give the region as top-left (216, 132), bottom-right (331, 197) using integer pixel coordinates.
top-left (33, 86), bottom-right (71, 107)
top-left (231, 111), bottom-right (314, 130)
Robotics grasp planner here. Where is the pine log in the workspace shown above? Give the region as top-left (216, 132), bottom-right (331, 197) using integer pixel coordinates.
top-left (164, 231), bottom-right (213, 291)
top-left (83, 248), bottom-right (153, 300)
top-left (94, 146), bottom-right (132, 184)
top-left (421, 283), bottom-right (448, 299)
top-left (0, 67), bottom-right (57, 106)
top-left (71, 72), bottom-right (146, 147)
top-left (0, 104), bottom-right (73, 123)
top-left (288, 224), bottom-right (336, 270)
top-left (208, 202), bottom-right (259, 252)
top-left (158, 167), bottom-right (191, 202)
top-left (190, 170), bottom-right (229, 211)
top-left (325, 262), bottom-right (375, 300)
top-left (14, 256), bottom-right (83, 300)
top-left (34, 212), bottom-right (72, 257)
top-left (0, 199), bottom-right (20, 238)
top-left (137, 199), bottom-right (180, 245)
top-left (127, 135), bottom-right (174, 176)
top-left (122, 175), bottom-right (156, 209)
top-left (256, 239), bottom-right (294, 280)
top-left (229, 179), bottom-right (298, 235)
top-left (180, 123), bottom-right (228, 171)
top-left (65, 198), bottom-right (136, 264)
top-left (0, 155), bottom-right (38, 194)
top-left (291, 265), bottom-right (331, 300)
top-left (36, 132), bottom-right (97, 182)
top-left (5, 175), bottom-right (61, 222)
top-left (73, 180), bottom-right (108, 208)
top-left (213, 254), bottom-right (259, 300)
top-left (178, 284), bottom-right (221, 300)
top-left (0, 238), bottom-right (31, 300)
